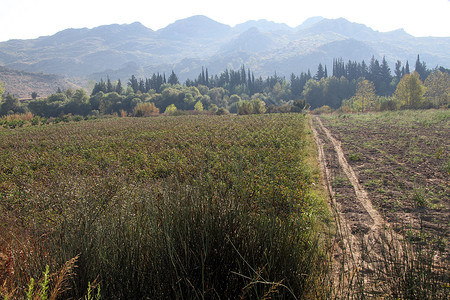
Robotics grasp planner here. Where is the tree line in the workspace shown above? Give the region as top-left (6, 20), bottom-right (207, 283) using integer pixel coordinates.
top-left (1, 55), bottom-right (448, 118)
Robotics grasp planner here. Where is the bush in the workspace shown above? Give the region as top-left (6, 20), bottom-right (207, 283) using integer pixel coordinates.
top-left (216, 107), bottom-right (229, 115)
top-left (164, 104), bottom-right (177, 115)
top-left (311, 105), bottom-right (334, 115)
top-left (133, 102), bottom-right (159, 117)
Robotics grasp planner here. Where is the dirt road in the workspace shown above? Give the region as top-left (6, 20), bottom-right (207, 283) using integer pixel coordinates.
top-left (311, 116), bottom-right (403, 297)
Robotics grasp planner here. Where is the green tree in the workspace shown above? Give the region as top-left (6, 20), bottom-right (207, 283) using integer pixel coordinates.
top-left (394, 72), bottom-right (425, 108)
top-left (251, 98), bottom-right (266, 114)
top-left (116, 79), bottom-right (123, 94)
top-left (133, 102), bottom-right (159, 117)
top-left (100, 92), bottom-right (124, 114)
top-left (106, 77), bottom-right (114, 93)
top-left (302, 79), bottom-right (324, 109)
top-left (208, 104), bottom-right (218, 113)
top-left (315, 63), bottom-right (325, 80)
top-left (164, 104), bottom-right (177, 115)
top-left (0, 81), bottom-right (4, 99)
top-left (47, 92), bottom-right (68, 103)
top-left (228, 94), bottom-right (241, 106)
top-left (183, 93), bottom-right (196, 110)
top-left (424, 70), bottom-right (450, 107)
top-left (351, 79), bottom-right (376, 112)
top-left (208, 87), bottom-right (228, 108)
top-left (379, 56), bottom-right (392, 95)
top-left (194, 100), bottom-right (204, 111)
top-left (414, 55), bottom-right (429, 81)
top-left (65, 89), bottom-right (91, 115)
top-left (1, 93), bottom-right (24, 115)
top-left (129, 75), bottom-right (139, 93)
top-left (168, 71), bottom-right (179, 85)
top-left (395, 60), bottom-right (403, 80)
top-left (323, 76), bottom-right (355, 109)
top-left (236, 100), bottom-right (252, 115)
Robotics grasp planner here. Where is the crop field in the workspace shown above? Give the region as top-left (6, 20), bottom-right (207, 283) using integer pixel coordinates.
top-left (1, 110), bottom-right (449, 299)
top-left (319, 110), bottom-right (449, 251)
top-left (0, 114), bottom-right (330, 299)
top-left (315, 110), bottom-right (449, 298)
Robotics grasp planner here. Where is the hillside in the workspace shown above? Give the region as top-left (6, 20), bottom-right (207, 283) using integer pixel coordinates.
top-left (0, 16), bottom-right (449, 84)
top-left (0, 66), bottom-right (79, 98)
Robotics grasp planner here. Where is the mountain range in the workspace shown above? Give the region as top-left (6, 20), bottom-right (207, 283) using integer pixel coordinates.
top-left (1, 15), bottom-right (449, 96)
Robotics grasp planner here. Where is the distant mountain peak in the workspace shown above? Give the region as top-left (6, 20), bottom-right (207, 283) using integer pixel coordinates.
top-left (296, 16), bottom-right (325, 30)
top-left (157, 15), bottom-right (231, 39)
top-left (234, 19), bottom-right (292, 33)
top-left (384, 28), bottom-right (412, 38)
top-left (300, 17), bottom-right (379, 40)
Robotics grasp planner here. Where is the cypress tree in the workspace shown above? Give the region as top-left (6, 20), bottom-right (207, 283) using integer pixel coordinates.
top-left (315, 63), bottom-right (325, 80)
top-left (106, 76), bottom-right (114, 93)
top-left (415, 54), bottom-right (428, 81)
top-left (116, 79), bottom-right (123, 94)
top-left (395, 60), bottom-right (403, 80)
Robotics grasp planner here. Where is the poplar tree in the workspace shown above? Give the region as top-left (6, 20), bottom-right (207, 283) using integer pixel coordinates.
top-left (0, 81), bottom-right (4, 100)
top-left (395, 72), bottom-right (425, 108)
top-left (352, 79), bottom-right (376, 112)
top-left (424, 70), bottom-right (450, 107)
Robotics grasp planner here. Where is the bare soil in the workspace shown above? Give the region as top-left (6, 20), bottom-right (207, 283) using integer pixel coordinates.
top-left (312, 111), bottom-right (449, 297)
top-left (318, 112), bottom-right (449, 255)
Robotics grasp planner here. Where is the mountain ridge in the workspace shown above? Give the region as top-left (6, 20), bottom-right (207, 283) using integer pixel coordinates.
top-left (0, 15), bottom-right (449, 91)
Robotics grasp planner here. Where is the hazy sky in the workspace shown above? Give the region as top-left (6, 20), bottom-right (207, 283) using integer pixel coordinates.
top-left (1, 0), bottom-right (449, 42)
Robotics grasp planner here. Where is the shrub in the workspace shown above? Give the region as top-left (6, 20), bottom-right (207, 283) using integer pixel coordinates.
top-left (311, 105), bottom-right (334, 115)
top-left (164, 104), bottom-right (177, 115)
top-left (133, 102), bottom-right (159, 117)
top-left (194, 100), bottom-right (203, 111)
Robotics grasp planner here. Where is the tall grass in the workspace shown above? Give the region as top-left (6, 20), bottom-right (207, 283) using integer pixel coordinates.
top-left (0, 114), bottom-right (331, 298)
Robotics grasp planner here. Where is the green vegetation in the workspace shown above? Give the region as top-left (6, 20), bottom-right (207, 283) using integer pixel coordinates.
top-left (1, 55), bottom-right (448, 119)
top-left (0, 114), bottom-right (330, 298)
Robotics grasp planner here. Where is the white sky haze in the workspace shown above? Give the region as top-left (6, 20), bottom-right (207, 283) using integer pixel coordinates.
top-left (0, 0), bottom-right (449, 42)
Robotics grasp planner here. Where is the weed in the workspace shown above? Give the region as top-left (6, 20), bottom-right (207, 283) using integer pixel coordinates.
top-left (348, 152), bottom-right (363, 162)
top-left (412, 188), bottom-right (428, 208)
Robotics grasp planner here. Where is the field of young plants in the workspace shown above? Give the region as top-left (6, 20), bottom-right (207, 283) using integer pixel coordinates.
top-left (320, 110), bottom-right (449, 250)
top-left (0, 114), bottom-right (331, 299)
top-left (316, 110), bottom-right (449, 298)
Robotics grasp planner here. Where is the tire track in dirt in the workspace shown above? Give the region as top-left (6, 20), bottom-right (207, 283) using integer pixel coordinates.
top-left (310, 117), bottom-right (361, 266)
top-left (311, 116), bottom-right (403, 296)
top-left (315, 117), bottom-right (386, 235)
